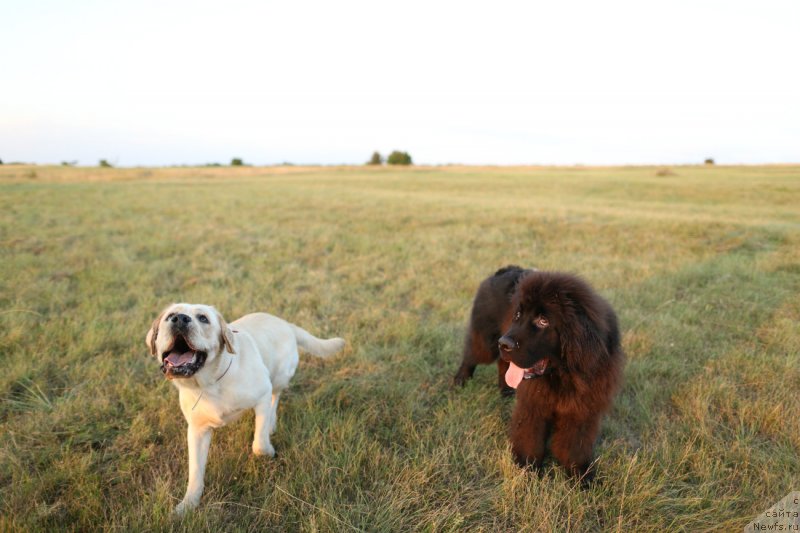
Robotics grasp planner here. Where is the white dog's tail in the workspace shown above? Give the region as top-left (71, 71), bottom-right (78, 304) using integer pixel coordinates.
top-left (290, 324), bottom-right (345, 358)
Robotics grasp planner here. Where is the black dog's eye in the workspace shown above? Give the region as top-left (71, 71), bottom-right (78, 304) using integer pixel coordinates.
top-left (514, 310), bottom-right (521, 322)
top-left (197, 315), bottom-right (209, 323)
top-left (534, 316), bottom-right (549, 328)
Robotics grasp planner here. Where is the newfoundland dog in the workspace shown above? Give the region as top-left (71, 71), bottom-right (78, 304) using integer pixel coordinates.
top-left (454, 266), bottom-right (624, 481)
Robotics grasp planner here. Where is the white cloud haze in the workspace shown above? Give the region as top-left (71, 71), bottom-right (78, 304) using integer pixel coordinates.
top-left (1, 0), bottom-right (798, 165)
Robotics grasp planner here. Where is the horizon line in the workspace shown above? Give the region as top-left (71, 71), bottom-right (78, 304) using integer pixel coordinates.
top-left (3, 161), bottom-right (800, 169)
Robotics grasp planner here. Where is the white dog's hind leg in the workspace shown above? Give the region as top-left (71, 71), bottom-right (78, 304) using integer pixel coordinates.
top-left (268, 392), bottom-right (282, 435)
top-left (253, 393), bottom-right (276, 457)
top-left (175, 425), bottom-right (212, 515)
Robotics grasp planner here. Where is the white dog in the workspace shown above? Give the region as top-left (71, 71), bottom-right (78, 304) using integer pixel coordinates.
top-left (145, 303), bottom-right (345, 514)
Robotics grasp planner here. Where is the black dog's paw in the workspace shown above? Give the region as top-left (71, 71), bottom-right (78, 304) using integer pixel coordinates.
top-left (453, 365), bottom-right (475, 388)
top-left (578, 467), bottom-right (597, 489)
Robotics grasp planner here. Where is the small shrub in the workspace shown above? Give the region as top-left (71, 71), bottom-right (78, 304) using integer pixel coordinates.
top-left (61, 161), bottom-right (78, 167)
top-left (367, 151), bottom-right (383, 165)
top-left (655, 167), bottom-right (675, 177)
top-left (99, 159), bottom-right (113, 168)
top-left (231, 158), bottom-right (245, 166)
top-left (704, 158), bottom-right (715, 165)
top-left (387, 151), bottom-right (412, 165)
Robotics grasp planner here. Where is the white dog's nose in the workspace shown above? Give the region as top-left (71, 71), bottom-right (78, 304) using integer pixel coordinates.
top-left (171, 314), bottom-right (192, 325)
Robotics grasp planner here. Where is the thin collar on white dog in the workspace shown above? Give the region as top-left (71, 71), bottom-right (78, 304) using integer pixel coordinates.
top-left (191, 354), bottom-right (233, 411)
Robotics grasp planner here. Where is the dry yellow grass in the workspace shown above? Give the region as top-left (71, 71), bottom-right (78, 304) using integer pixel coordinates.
top-left (1, 164), bottom-right (798, 531)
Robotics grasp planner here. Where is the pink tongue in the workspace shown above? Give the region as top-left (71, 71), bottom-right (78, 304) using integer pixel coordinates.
top-left (165, 350), bottom-right (195, 367)
top-left (505, 362), bottom-right (526, 389)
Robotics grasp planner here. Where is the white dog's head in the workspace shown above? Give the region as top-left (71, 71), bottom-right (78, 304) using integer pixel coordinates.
top-left (145, 303), bottom-right (235, 379)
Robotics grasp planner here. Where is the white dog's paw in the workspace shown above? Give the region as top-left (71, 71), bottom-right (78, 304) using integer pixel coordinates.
top-left (173, 498), bottom-right (199, 516)
top-left (252, 441), bottom-right (275, 457)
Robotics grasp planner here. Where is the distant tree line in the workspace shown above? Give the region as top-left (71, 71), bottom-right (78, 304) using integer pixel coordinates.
top-left (0, 154), bottom-right (723, 168)
top-left (206, 158), bottom-right (249, 166)
top-left (366, 150), bottom-right (413, 166)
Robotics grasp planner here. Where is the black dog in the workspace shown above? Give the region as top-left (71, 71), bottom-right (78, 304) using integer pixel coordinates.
top-left (455, 267), bottom-right (625, 480)
top-left (453, 265), bottom-right (533, 395)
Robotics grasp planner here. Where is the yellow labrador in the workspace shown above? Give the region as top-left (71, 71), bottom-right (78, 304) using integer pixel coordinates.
top-left (145, 303), bottom-right (345, 514)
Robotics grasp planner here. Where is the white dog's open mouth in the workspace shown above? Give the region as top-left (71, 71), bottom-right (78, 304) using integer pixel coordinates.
top-left (160, 335), bottom-right (207, 379)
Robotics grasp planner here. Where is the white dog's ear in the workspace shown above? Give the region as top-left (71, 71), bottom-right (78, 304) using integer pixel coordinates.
top-left (215, 310), bottom-right (235, 354)
top-left (145, 310), bottom-right (167, 356)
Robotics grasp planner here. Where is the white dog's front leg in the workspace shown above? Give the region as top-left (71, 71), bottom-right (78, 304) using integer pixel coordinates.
top-left (174, 424), bottom-right (212, 515)
top-left (252, 393), bottom-right (275, 457)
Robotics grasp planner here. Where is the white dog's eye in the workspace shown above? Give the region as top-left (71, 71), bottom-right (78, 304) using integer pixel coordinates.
top-left (197, 315), bottom-right (209, 323)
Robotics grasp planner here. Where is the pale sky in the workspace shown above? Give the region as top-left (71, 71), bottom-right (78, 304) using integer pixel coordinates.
top-left (2, 0), bottom-right (798, 166)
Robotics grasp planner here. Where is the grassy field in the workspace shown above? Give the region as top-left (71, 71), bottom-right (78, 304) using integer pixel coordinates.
top-left (1, 164), bottom-right (798, 531)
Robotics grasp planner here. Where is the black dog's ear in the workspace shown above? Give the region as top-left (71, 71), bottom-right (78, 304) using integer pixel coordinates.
top-left (560, 298), bottom-right (608, 376)
top-left (145, 310), bottom-right (167, 357)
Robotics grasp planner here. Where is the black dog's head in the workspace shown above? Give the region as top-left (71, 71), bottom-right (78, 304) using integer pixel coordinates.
top-left (498, 271), bottom-right (614, 379)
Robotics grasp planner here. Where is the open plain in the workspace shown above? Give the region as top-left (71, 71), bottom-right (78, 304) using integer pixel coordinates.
top-left (1, 164), bottom-right (798, 531)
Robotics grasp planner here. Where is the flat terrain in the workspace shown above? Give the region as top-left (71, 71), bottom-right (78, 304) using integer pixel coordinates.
top-left (1, 164), bottom-right (798, 531)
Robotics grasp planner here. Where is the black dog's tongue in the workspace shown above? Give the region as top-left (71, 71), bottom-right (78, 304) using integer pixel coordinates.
top-left (165, 350), bottom-right (195, 367)
top-left (506, 359), bottom-right (550, 388)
